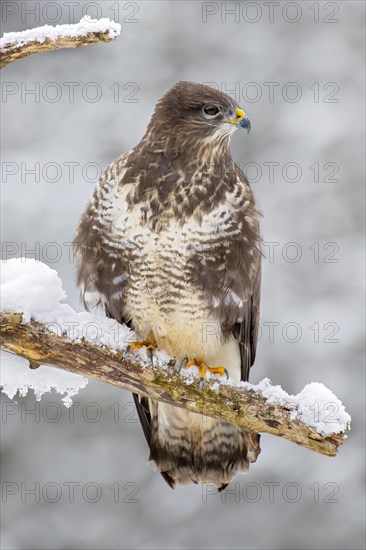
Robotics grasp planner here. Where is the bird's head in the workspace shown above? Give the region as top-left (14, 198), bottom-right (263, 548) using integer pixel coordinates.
top-left (148, 81), bottom-right (251, 146)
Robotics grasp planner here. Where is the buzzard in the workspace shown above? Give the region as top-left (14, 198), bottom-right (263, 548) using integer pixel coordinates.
top-left (74, 81), bottom-right (261, 490)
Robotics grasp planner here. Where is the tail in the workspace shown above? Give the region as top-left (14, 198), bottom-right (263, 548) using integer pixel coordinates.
top-left (132, 335), bottom-right (261, 490)
top-left (138, 399), bottom-right (260, 491)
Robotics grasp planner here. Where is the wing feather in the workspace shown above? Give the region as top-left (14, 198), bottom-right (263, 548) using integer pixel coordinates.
top-left (233, 166), bottom-right (261, 382)
top-left (233, 253), bottom-right (261, 381)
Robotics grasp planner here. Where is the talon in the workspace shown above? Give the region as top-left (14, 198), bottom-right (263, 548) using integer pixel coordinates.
top-left (124, 338), bottom-right (157, 362)
top-left (125, 344), bottom-right (131, 356)
top-left (147, 346), bottom-right (154, 366)
top-left (178, 357), bottom-right (189, 373)
top-left (199, 365), bottom-right (208, 380)
top-left (178, 357), bottom-right (228, 388)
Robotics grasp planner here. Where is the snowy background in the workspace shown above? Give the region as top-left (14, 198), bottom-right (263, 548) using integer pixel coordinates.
top-left (1, 1), bottom-right (365, 549)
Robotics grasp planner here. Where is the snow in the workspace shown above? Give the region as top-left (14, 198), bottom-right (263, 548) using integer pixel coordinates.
top-left (0, 350), bottom-right (88, 407)
top-left (237, 378), bottom-right (350, 437)
top-left (1, 258), bottom-right (133, 350)
top-left (0, 16), bottom-right (121, 50)
top-left (180, 369), bottom-right (350, 436)
top-left (1, 258), bottom-right (133, 406)
top-left (0, 259), bottom-right (351, 434)
top-left (1, 258), bottom-right (67, 323)
top-left (291, 382), bottom-right (351, 437)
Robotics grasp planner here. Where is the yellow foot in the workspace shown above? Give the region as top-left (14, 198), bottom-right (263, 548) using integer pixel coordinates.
top-left (125, 338), bottom-right (156, 365)
top-left (179, 357), bottom-right (229, 391)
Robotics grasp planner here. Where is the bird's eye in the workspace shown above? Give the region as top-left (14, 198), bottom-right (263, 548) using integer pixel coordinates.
top-left (203, 104), bottom-right (220, 116)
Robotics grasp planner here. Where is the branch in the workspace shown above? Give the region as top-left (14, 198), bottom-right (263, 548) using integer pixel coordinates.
top-left (0, 17), bottom-right (121, 69)
top-left (0, 311), bottom-right (349, 457)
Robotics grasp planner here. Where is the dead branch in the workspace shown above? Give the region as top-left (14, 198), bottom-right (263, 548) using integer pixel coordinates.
top-left (0, 311), bottom-right (348, 457)
top-left (0, 19), bottom-right (120, 69)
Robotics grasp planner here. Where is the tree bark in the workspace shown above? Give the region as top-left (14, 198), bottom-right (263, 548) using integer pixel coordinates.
top-left (0, 312), bottom-right (348, 457)
top-left (1, 28), bottom-right (118, 69)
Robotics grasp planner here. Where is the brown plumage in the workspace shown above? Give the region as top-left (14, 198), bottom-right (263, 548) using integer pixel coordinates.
top-left (74, 81), bottom-right (261, 490)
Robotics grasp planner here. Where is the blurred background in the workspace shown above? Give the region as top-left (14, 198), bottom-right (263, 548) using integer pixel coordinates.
top-left (1, 1), bottom-right (365, 548)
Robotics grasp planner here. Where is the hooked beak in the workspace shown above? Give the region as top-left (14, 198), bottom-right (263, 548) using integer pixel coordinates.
top-left (223, 108), bottom-right (251, 134)
top-left (239, 115), bottom-right (251, 134)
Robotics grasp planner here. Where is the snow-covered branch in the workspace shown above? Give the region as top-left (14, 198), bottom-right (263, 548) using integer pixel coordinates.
top-left (0, 16), bottom-right (121, 69)
top-left (0, 260), bottom-right (350, 457)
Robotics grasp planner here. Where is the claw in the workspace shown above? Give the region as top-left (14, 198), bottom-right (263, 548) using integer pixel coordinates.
top-left (147, 346), bottom-right (154, 367)
top-left (178, 357), bottom-right (228, 390)
top-left (178, 357), bottom-right (189, 373)
top-left (124, 339), bottom-right (156, 365)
